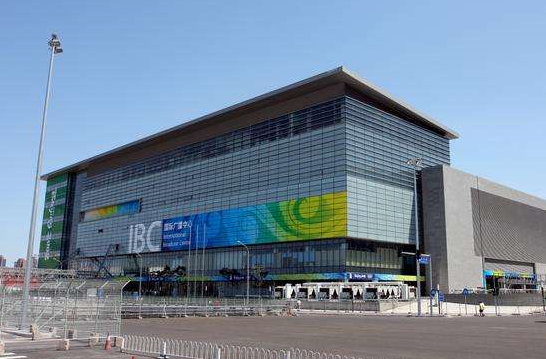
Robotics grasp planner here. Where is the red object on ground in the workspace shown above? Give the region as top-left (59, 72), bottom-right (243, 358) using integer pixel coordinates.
top-left (104, 333), bottom-right (111, 350)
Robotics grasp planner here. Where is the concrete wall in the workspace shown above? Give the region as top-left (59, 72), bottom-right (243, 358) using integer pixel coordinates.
top-left (422, 165), bottom-right (483, 292)
top-left (444, 292), bottom-right (543, 306)
top-left (420, 165), bottom-right (449, 291)
top-left (422, 165), bottom-right (546, 293)
top-left (534, 263), bottom-right (546, 277)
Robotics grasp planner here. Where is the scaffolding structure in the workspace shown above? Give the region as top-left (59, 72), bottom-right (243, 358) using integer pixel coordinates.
top-left (0, 267), bottom-right (128, 338)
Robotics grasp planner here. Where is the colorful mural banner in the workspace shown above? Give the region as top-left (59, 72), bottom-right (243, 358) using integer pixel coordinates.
top-left (39, 173), bottom-right (69, 269)
top-left (484, 270), bottom-right (534, 279)
top-left (81, 199), bottom-right (141, 222)
top-left (162, 191), bottom-right (347, 251)
top-left (372, 274), bottom-right (425, 282)
top-left (134, 272), bottom-right (421, 283)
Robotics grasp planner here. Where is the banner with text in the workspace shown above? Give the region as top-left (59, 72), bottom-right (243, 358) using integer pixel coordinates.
top-left (162, 191), bottom-right (347, 251)
top-left (39, 173), bottom-right (69, 269)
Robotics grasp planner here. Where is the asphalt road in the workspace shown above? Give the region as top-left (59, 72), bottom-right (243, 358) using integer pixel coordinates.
top-left (122, 314), bottom-right (546, 359)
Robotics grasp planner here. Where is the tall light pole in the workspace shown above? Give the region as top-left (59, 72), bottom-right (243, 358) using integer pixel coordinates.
top-left (406, 157), bottom-right (422, 317)
top-left (237, 241), bottom-right (250, 306)
top-left (21, 34), bottom-right (63, 329)
top-left (186, 227), bottom-right (192, 303)
top-left (135, 253), bottom-right (143, 298)
top-left (135, 253), bottom-right (143, 319)
top-left (201, 224), bottom-right (206, 298)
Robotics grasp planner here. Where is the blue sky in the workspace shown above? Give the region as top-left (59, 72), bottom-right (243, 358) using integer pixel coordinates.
top-left (1, 1), bottom-right (545, 264)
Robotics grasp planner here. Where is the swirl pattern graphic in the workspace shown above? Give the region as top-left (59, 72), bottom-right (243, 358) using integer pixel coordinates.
top-left (162, 191), bottom-right (347, 251)
top-left (266, 191), bottom-right (347, 241)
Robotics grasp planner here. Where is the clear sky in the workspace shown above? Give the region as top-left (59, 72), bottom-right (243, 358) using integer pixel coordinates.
top-left (1, 1), bottom-right (545, 264)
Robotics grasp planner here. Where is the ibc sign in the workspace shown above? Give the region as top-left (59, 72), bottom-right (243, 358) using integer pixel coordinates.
top-left (127, 221), bottom-right (162, 253)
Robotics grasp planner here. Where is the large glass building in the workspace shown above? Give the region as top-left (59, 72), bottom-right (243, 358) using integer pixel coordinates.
top-left (39, 67), bottom-right (459, 295)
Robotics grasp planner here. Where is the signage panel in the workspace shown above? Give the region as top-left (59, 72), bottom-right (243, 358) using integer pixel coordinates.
top-left (347, 273), bottom-right (373, 281)
top-left (81, 199), bottom-right (141, 222)
top-left (161, 191), bottom-right (347, 251)
top-left (161, 217), bottom-right (193, 251)
top-left (418, 255), bottom-right (430, 264)
top-left (38, 174), bottom-right (69, 269)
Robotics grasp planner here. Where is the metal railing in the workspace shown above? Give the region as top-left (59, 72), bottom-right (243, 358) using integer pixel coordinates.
top-left (120, 295), bottom-right (546, 319)
top-left (0, 277), bottom-right (129, 337)
top-left (122, 297), bottom-right (288, 318)
top-left (123, 302), bottom-right (288, 318)
top-left (124, 296), bottom-right (281, 306)
top-left (122, 335), bottom-right (388, 359)
top-left (295, 297), bottom-right (546, 317)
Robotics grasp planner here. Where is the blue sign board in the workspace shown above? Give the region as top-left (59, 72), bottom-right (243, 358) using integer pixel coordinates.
top-left (462, 288), bottom-right (470, 296)
top-left (438, 293), bottom-right (445, 302)
top-left (161, 217), bottom-right (194, 251)
top-left (430, 289), bottom-right (437, 297)
top-left (418, 255), bottom-right (430, 265)
top-left (347, 273), bottom-right (373, 281)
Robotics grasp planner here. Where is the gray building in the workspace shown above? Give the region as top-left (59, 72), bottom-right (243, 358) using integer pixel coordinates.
top-left (38, 66), bottom-right (545, 296)
top-left (39, 67), bottom-right (458, 296)
top-left (422, 165), bottom-right (546, 293)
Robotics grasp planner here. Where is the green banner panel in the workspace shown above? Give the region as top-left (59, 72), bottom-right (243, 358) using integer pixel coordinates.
top-left (45, 186), bottom-right (67, 202)
top-left (39, 174), bottom-right (69, 269)
top-left (38, 257), bottom-right (60, 269)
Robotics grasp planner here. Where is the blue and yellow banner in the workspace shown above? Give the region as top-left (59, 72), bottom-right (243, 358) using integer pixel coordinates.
top-left (484, 270), bottom-right (534, 279)
top-left (135, 272), bottom-right (421, 283)
top-left (81, 199), bottom-right (141, 222)
top-left (162, 191), bottom-right (347, 251)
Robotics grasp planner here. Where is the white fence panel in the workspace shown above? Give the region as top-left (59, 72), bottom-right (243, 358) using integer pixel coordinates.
top-left (123, 335), bottom-right (390, 359)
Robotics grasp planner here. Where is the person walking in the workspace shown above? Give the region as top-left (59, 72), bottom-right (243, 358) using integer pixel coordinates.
top-left (479, 301), bottom-right (486, 317)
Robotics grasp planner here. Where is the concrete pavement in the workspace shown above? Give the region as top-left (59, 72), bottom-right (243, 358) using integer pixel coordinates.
top-left (1, 347), bottom-right (134, 359)
top-left (123, 314), bottom-right (546, 359)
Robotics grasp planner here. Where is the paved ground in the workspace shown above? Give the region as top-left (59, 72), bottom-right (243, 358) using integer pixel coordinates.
top-left (1, 347), bottom-right (133, 359)
top-left (123, 314), bottom-right (546, 359)
top-left (2, 338), bottom-right (136, 359)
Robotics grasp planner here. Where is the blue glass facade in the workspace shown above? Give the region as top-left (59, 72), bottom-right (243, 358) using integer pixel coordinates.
top-left (345, 97), bottom-right (450, 244)
top-left (44, 94), bottom-right (451, 289)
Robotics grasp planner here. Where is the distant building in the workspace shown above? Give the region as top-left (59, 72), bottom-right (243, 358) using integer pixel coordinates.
top-left (14, 256), bottom-right (38, 269)
top-left (0, 255), bottom-right (6, 267)
top-left (14, 258), bottom-right (26, 268)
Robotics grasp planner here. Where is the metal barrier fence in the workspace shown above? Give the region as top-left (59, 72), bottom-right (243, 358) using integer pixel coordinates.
top-left (287, 298), bottom-right (545, 317)
top-left (123, 302), bottom-right (288, 318)
top-left (121, 297), bottom-right (540, 318)
top-left (121, 297), bottom-right (428, 318)
top-left (123, 297), bottom-right (287, 318)
top-left (121, 295), bottom-right (546, 319)
top-left (124, 296), bottom-right (281, 306)
top-left (122, 335), bottom-right (387, 359)
top-left (0, 272), bottom-right (128, 337)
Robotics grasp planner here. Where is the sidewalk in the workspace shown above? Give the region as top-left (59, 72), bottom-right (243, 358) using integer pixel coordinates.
top-left (298, 299), bottom-right (546, 317)
top-left (392, 300), bottom-right (544, 316)
top-left (9, 347), bottom-right (135, 359)
top-left (2, 340), bottom-right (136, 359)
top-left (1, 334), bottom-right (134, 359)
